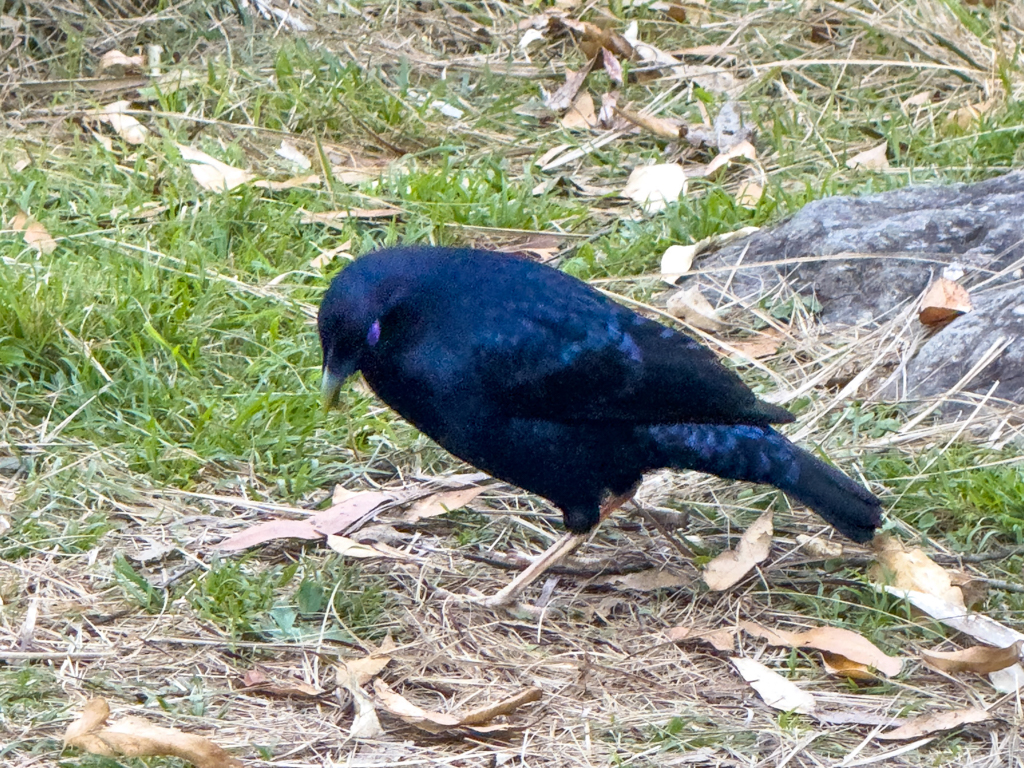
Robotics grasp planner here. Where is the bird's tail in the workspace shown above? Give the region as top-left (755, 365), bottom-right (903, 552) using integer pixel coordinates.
top-left (647, 424), bottom-right (881, 542)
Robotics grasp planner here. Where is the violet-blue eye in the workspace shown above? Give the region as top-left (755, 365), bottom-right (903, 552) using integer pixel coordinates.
top-left (366, 319), bottom-right (381, 346)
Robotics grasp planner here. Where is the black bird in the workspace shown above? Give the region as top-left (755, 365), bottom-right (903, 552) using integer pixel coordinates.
top-left (319, 245), bottom-right (881, 604)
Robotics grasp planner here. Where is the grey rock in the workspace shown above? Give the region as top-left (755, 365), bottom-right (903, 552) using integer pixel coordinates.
top-left (699, 171), bottom-right (1024, 326)
top-left (895, 283), bottom-right (1024, 409)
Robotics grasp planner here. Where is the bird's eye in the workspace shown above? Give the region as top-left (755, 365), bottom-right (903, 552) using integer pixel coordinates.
top-left (366, 320), bottom-right (381, 346)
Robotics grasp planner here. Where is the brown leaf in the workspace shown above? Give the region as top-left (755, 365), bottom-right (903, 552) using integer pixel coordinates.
top-left (821, 651), bottom-right (880, 681)
top-left (253, 174), bottom-right (321, 191)
top-left (214, 519), bottom-right (321, 551)
top-left (599, 568), bottom-right (690, 592)
top-left (876, 707), bottom-right (991, 741)
top-left (326, 535), bottom-right (415, 561)
top-left (702, 510), bottom-right (773, 590)
top-left (600, 48), bottom-right (624, 86)
top-left (740, 621), bottom-right (903, 677)
top-left (64, 698), bottom-right (242, 768)
top-left (728, 330), bottom-right (783, 362)
top-left (794, 534), bottom-right (844, 558)
top-left (921, 641), bottom-right (1023, 675)
top-left (730, 657), bottom-right (815, 714)
top-left (372, 679), bottom-right (540, 735)
top-left (947, 97), bottom-right (999, 130)
top-left (340, 636), bottom-right (396, 687)
top-left (239, 668), bottom-right (322, 698)
top-left (666, 285), bottom-right (724, 332)
top-left (311, 491), bottom-right (391, 535)
top-left (299, 208), bottom-right (402, 228)
top-left (704, 139), bottom-right (757, 177)
top-left (458, 687), bottom-right (543, 726)
top-left (560, 91), bottom-right (596, 131)
top-left (403, 486), bottom-right (485, 523)
top-left (919, 277), bottom-right (972, 326)
top-left (12, 213), bottom-right (57, 254)
top-left (615, 107), bottom-right (684, 139)
top-left (665, 626), bottom-right (736, 652)
top-left (98, 50), bottom-right (146, 73)
top-left (846, 141), bottom-right (889, 171)
top-left (735, 179), bottom-right (763, 208)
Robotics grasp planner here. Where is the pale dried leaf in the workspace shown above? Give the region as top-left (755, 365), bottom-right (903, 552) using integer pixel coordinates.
top-left (276, 140), bottom-right (311, 169)
top-left (458, 687), bottom-right (542, 726)
top-left (340, 636), bottom-right (396, 687)
top-left (90, 101), bottom-right (150, 144)
top-left (730, 657), bottom-right (815, 713)
top-left (846, 141), bottom-right (889, 171)
top-left (310, 241), bottom-right (353, 270)
top-left (728, 331), bottom-right (783, 362)
top-left (311, 491), bottom-right (391, 535)
top-left (176, 143), bottom-right (254, 191)
top-left (622, 163), bottom-right (687, 213)
top-left (13, 216), bottom-right (57, 255)
top-left (704, 139), bottom-right (757, 176)
top-left (347, 679), bottom-right (384, 739)
top-left (870, 537), bottom-right (965, 608)
top-left (921, 641), bottom-right (1023, 675)
top-left (665, 626), bottom-right (735, 652)
top-left (253, 174), bottom-right (320, 191)
top-left (666, 285), bottom-right (724, 332)
top-left (660, 242), bottom-right (702, 280)
top-left (326, 535), bottom-right (413, 561)
top-left (545, 62), bottom-right (594, 112)
top-left (919, 277), bottom-right (972, 326)
top-left (403, 486), bottom-right (485, 523)
top-left (735, 179), bottom-right (763, 208)
top-left (98, 50), bottom-right (145, 73)
top-left (877, 708), bottom-right (991, 741)
top-left (519, 28), bottom-right (546, 50)
top-left (600, 568), bottom-right (690, 591)
top-left (616, 107), bottom-right (683, 139)
top-left (795, 534), bottom-right (844, 558)
top-left (64, 698), bottom-right (242, 768)
top-left (300, 208), bottom-right (402, 228)
top-left (214, 519), bottom-right (321, 551)
top-left (702, 510), bottom-right (772, 590)
top-left (239, 669), bottom-right (321, 698)
top-left (740, 620), bottom-right (903, 677)
top-left (948, 97), bottom-right (999, 129)
top-left (560, 91), bottom-right (596, 131)
top-left (373, 679), bottom-right (460, 732)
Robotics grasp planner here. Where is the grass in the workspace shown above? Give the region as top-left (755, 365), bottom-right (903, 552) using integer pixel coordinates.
top-left (2, 0), bottom-right (1023, 765)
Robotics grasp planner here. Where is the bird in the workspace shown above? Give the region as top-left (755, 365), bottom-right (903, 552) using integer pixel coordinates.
top-left (318, 245), bottom-right (882, 606)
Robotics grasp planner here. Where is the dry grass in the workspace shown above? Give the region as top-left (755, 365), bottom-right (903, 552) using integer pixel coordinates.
top-left (2, 1), bottom-right (1024, 766)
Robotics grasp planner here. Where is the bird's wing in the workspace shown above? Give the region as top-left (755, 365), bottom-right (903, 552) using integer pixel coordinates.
top-left (467, 291), bottom-right (793, 427)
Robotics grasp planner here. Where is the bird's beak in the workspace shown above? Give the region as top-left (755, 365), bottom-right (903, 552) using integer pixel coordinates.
top-left (321, 369), bottom-right (346, 412)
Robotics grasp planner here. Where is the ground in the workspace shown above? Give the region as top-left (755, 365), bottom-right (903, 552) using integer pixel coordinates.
top-left (2, 1), bottom-right (1024, 766)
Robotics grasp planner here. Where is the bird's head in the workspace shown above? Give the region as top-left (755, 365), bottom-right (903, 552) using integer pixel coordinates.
top-left (317, 266), bottom-right (386, 411)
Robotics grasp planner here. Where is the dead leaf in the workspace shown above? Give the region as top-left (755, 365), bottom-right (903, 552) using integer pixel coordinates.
top-left (601, 48), bottom-right (624, 86)
top-left (735, 179), bottom-right (763, 208)
top-left (98, 50), bottom-right (145, 73)
top-left (666, 626), bottom-right (736, 652)
top-left (730, 657), bottom-right (815, 713)
top-left (599, 568), bottom-right (690, 591)
top-left (622, 163), bottom-right (687, 213)
top-left (947, 97), bottom-right (999, 130)
top-left (214, 519), bottom-right (321, 551)
top-left (373, 679), bottom-right (540, 735)
top-left (846, 141), bottom-right (889, 171)
top-left (310, 240), bottom-right (353, 270)
top-left (64, 698), bottom-right (242, 768)
top-left (326, 534), bottom-right (414, 561)
top-left (615, 107), bottom-right (684, 139)
top-left (660, 243), bottom-right (700, 281)
top-left (403, 486), bottom-right (485, 523)
top-left (11, 213), bottom-right (57, 255)
top-left (340, 636), bottom-right (396, 687)
top-left (346, 678), bottom-right (384, 739)
top-left (176, 143), bottom-right (253, 191)
top-left (311, 491), bottom-right (391, 535)
top-left (919, 277), bottom-right (972, 326)
top-left (666, 285), bottom-right (724, 332)
top-left (876, 707), bottom-right (991, 741)
top-left (870, 537), bottom-right (965, 608)
top-left (921, 641), bottom-right (1023, 676)
top-left (561, 91), bottom-right (596, 130)
top-left (239, 668), bottom-right (322, 697)
top-left (276, 139), bottom-right (311, 169)
top-left (728, 331), bottom-right (783, 362)
top-left (253, 174), bottom-right (320, 191)
top-left (545, 61), bottom-right (595, 112)
top-left (90, 101), bottom-right (149, 144)
top-left (704, 139), bottom-right (757, 177)
top-left (702, 510), bottom-right (773, 590)
top-left (795, 534), bottom-right (844, 558)
top-left (740, 621), bottom-right (903, 677)
top-left (300, 208), bottom-right (402, 228)
top-left (821, 651), bottom-right (880, 681)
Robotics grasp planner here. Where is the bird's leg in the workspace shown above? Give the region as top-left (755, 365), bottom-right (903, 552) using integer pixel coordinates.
top-left (472, 491), bottom-right (634, 609)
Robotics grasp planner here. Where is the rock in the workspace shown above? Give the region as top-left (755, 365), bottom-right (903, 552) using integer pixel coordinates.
top-left (698, 171), bottom-right (1024, 326)
top-left (887, 283), bottom-right (1024, 410)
